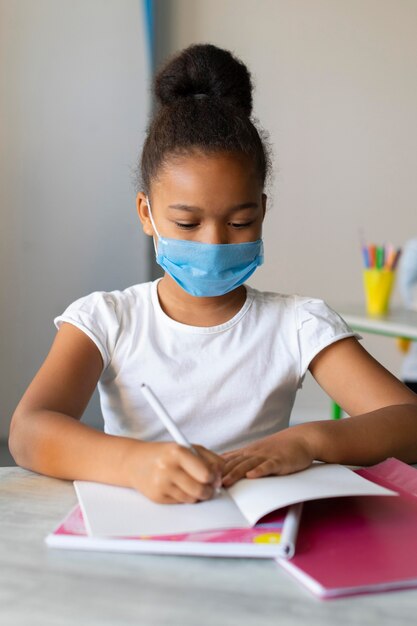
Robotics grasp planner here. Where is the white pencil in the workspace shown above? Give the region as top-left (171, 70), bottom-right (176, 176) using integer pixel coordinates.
top-left (140, 383), bottom-right (197, 452)
top-left (277, 502), bottom-right (303, 560)
top-left (141, 383), bottom-right (224, 495)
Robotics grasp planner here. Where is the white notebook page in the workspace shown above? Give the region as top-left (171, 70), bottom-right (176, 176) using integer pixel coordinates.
top-left (75, 463), bottom-right (395, 538)
top-left (75, 482), bottom-right (247, 537)
top-left (228, 463), bottom-right (396, 527)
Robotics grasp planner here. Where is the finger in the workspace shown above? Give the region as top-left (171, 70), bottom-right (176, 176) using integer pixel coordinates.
top-left (146, 491), bottom-right (187, 505)
top-left (222, 456), bottom-right (253, 481)
top-left (194, 445), bottom-right (225, 470)
top-left (158, 494), bottom-right (182, 504)
top-left (165, 483), bottom-right (200, 504)
top-left (177, 447), bottom-right (216, 484)
top-left (246, 457), bottom-right (313, 478)
top-left (220, 449), bottom-right (243, 460)
top-left (222, 457), bottom-right (264, 487)
top-left (246, 458), bottom-right (280, 478)
top-left (222, 455), bottom-right (246, 475)
top-left (173, 470), bottom-right (215, 501)
top-left (193, 446), bottom-right (225, 485)
top-left (222, 454), bottom-right (259, 474)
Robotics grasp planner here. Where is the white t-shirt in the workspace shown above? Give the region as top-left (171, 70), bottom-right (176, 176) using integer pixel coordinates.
top-left (54, 280), bottom-right (359, 453)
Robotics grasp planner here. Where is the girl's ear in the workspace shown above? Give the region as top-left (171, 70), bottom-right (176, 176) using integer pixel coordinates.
top-left (136, 192), bottom-right (154, 237)
top-left (261, 193), bottom-right (267, 219)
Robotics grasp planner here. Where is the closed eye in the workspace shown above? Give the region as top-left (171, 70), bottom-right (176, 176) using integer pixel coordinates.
top-left (229, 221), bottom-right (256, 229)
top-left (174, 222), bottom-right (199, 230)
top-left (173, 221), bottom-right (256, 230)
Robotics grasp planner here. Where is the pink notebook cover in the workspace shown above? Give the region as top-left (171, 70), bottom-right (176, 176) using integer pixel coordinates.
top-left (46, 505), bottom-right (288, 557)
top-left (279, 458), bottom-right (417, 599)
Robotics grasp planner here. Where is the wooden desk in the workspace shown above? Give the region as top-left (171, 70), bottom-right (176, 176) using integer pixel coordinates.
top-left (2, 466), bottom-right (417, 625)
top-left (330, 307), bottom-right (417, 418)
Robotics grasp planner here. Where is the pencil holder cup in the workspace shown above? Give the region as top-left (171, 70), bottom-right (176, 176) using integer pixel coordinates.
top-left (363, 269), bottom-right (395, 316)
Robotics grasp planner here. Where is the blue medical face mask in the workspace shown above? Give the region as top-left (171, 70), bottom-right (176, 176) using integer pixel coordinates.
top-left (146, 197), bottom-right (264, 297)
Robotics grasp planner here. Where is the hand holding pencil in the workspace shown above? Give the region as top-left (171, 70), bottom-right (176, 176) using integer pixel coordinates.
top-left (125, 384), bottom-right (223, 504)
top-left (140, 384), bottom-right (302, 558)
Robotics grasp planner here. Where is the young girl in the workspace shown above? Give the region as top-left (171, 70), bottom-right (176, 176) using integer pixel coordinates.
top-left (9, 44), bottom-right (417, 504)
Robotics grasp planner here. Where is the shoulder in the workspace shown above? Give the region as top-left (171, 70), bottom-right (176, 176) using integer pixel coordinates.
top-left (54, 282), bottom-right (154, 370)
top-left (247, 286), bottom-right (350, 324)
top-left (246, 285), bottom-right (358, 357)
top-left (246, 286), bottom-right (339, 322)
top-left (292, 295), bottom-right (347, 328)
top-left (56, 281), bottom-right (153, 321)
top-left (291, 295), bottom-right (360, 377)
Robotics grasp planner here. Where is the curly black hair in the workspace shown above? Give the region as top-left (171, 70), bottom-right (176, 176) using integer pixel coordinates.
top-left (138, 43), bottom-right (272, 193)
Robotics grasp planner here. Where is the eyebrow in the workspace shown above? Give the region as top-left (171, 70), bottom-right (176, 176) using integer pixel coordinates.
top-left (167, 202), bottom-right (259, 213)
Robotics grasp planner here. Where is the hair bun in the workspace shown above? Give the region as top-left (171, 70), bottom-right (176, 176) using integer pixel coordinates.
top-left (154, 43), bottom-right (253, 116)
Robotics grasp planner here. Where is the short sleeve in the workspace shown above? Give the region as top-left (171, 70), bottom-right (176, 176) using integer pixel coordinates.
top-left (295, 296), bottom-right (362, 380)
top-left (54, 291), bottom-right (121, 371)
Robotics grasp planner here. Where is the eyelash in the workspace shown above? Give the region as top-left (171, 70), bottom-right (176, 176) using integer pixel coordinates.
top-left (174, 222), bottom-right (255, 230)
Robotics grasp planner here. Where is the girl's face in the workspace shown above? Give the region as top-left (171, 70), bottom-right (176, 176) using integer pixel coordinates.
top-left (137, 151), bottom-right (266, 244)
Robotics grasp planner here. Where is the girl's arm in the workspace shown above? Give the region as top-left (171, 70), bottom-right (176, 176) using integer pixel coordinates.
top-left (304, 336), bottom-right (417, 464)
top-left (9, 323), bottom-right (222, 503)
top-left (222, 337), bottom-right (417, 486)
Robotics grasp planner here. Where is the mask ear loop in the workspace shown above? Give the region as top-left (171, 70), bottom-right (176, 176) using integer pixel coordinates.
top-left (145, 196), bottom-right (161, 256)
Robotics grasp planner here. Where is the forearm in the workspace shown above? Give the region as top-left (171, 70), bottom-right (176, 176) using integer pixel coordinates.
top-left (9, 409), bottom-right (139, 487)
top-left (9, 409), bottom-right (224, 503)
top-left (300, 403), bottom-right (417, 466)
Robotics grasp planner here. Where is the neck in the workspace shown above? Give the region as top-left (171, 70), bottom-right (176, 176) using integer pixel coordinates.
top-left (156, 274), bottom-right (247, 327)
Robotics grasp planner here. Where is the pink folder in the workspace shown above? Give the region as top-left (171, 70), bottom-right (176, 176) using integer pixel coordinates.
top-left (279, 458), bottom-right (417, 598)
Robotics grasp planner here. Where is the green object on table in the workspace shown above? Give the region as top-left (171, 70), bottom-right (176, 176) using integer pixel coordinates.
top-left (331, 402), bottom-right (342, 420)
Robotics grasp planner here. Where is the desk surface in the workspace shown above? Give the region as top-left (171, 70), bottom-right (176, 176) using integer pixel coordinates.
top-left (338, 306), bottom-right (417, 340)
top-left (2, 467), bottom-right (417, 625)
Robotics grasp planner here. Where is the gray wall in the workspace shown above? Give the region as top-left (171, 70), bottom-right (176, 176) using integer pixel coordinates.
top-left (154, 0), bottom-right (417, 419)
top-left (0, 0), bottom-right (152, 438)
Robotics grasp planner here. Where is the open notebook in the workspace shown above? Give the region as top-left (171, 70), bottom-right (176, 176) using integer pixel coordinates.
top-left (46, 463), bottom-right (394, 558)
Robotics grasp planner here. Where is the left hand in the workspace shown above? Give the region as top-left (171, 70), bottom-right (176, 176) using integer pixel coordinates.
top-left (221, 428), bottom-right (314, 488)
